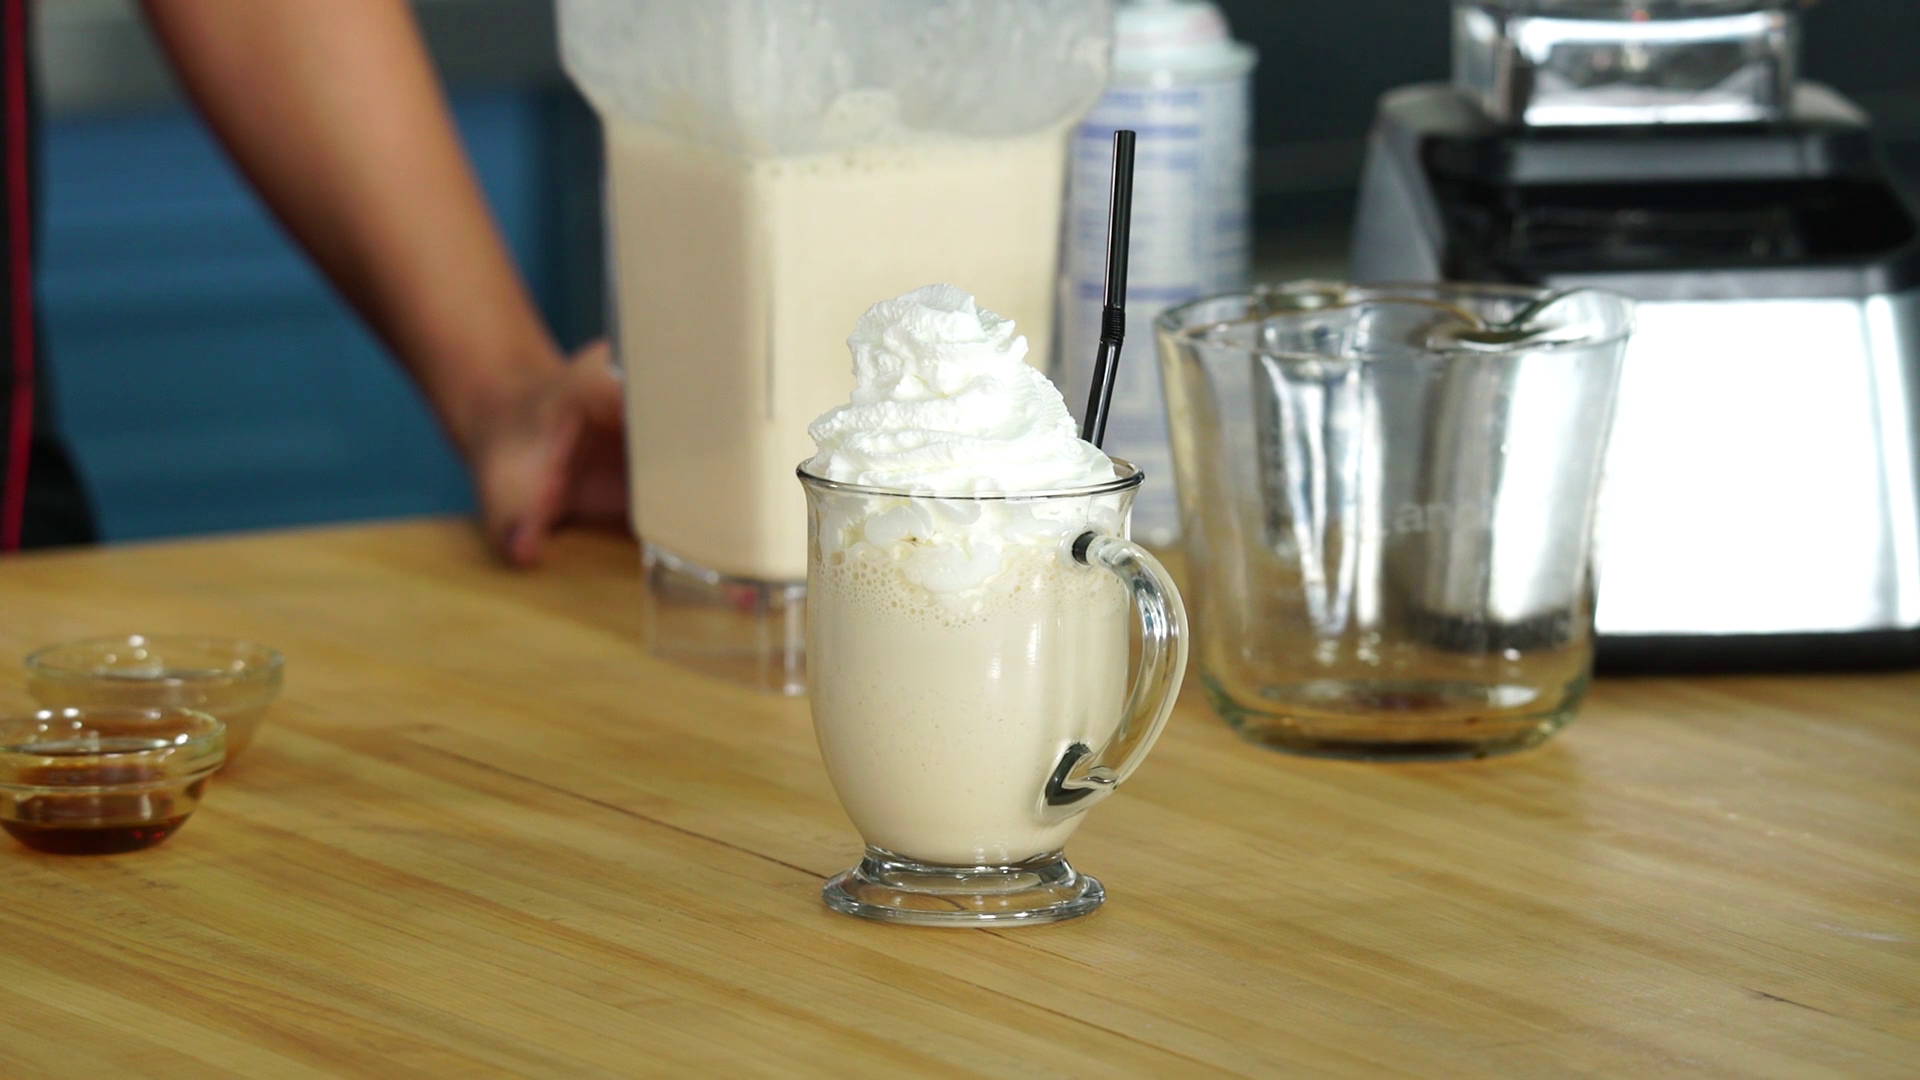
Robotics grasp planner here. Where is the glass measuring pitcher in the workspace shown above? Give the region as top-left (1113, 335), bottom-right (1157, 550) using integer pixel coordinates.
top-left (1158, 283), bottom-right (1633, 760)
top-left (560, 0), bottom-right (1112, 692)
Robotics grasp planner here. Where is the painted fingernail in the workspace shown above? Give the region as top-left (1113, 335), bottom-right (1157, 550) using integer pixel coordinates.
top-left (504, 521), bottom-right (531, 561)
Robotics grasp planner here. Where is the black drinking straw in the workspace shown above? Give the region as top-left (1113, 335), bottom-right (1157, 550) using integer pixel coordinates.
top-left (1079, 129), bottom-right (1137, 448)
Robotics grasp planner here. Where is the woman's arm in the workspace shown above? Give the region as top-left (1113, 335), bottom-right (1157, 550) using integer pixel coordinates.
top-left (142, 0), bottom-right (624, 565)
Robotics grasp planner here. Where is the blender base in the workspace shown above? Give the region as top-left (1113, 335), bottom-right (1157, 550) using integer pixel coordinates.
top-left (642, 544), bottom-right (806, 696)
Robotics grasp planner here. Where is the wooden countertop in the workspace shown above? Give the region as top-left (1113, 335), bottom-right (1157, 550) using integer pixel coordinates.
top-left (1, 520), bottom-right (1915, 1077)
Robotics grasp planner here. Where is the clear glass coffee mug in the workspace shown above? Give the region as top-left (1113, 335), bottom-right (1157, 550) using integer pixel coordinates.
top-left (1157, 282), bottom-right (1634, 760)
top-left (798, 461), bottom-right (1188, 926)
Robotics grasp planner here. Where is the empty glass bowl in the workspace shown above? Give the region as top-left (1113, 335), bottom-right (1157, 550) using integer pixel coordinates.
top-left (26, 636), bottom-right (283, 762)
top-left (0, 706), bottom-right (225, 854)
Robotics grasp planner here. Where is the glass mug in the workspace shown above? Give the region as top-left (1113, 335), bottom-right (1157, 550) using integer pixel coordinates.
top-left (798, 460), bottom-right (1188, 926)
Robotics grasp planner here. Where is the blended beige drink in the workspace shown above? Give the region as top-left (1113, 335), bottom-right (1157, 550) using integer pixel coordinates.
top-left (801, 286), bottom-right (1142, 871)
top-left (809, 542), bottom-right (1129, 866)
top-left (607, 125), bottom-right (1071, 583)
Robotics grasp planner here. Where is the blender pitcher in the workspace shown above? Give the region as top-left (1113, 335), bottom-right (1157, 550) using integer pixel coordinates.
top-left (560, 0), bottom-right (1112, 693)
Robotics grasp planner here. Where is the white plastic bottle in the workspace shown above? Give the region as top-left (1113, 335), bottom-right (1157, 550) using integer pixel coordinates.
top-left (1057, 0), bottom-right (1256, 547)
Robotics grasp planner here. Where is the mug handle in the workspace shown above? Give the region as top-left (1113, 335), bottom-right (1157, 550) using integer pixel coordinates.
top-left (1042, 530), bottom-right (1190, 819)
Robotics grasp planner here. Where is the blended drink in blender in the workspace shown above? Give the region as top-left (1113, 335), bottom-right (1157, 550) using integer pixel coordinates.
top-left (801, 286), bottom-right (1131, 866)
top-left (558, 0), bottom-right (1113, 692)
top-left (606, 124), bottom-right (1071, 584)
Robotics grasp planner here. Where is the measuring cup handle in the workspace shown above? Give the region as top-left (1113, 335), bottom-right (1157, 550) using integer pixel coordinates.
top-left (1043, 531), bottom-right (1190, 818)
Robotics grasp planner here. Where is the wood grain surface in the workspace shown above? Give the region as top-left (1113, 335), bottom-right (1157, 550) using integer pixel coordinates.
top-left (0, 519), bottom-right (1915, 1078)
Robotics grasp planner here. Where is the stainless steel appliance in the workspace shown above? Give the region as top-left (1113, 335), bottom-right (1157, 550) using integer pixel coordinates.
top-left (1350, 0), bottom-right (1920, 668)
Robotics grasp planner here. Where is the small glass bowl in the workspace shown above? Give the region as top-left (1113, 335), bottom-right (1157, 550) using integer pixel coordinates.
top-left (26, 635), bottom-right (284, 763)
top-left (0, 707), bottom-right (226, 854)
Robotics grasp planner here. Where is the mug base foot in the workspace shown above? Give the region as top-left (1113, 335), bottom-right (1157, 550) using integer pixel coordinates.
top-left (822, 847), bottom-right (1104, 927)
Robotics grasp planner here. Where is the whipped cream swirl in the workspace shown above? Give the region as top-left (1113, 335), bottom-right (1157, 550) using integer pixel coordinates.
top-left (805, 284), bottom-right (1114, 493)
top-left (805, 286), bottom-right (1122, 596)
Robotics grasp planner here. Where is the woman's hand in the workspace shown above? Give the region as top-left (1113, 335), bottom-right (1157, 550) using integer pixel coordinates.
top-left (465, 342), bottom-right (628, 567)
